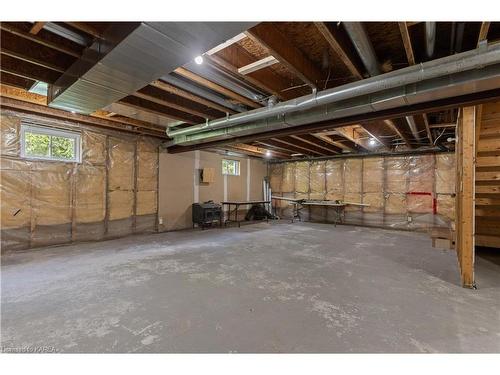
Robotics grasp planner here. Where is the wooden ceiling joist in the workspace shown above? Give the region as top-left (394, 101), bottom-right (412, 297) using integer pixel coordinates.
top-left (174, 67), bottom-right (261, 109)
top-left (133, 91), bottom-right (216, 120)
top-left (334, 126), bottom-right (370, 152)
top-left (385, 118), bottom-right (415, 148)
top-left (315, 22), bottom-right (364, 80)
top-left (118, 97), bottom-right (198, 124)
top-left (273, 136), bottom-right (330, 156)
top-left (211, 43), bottom-right (296, 100)
top-left (255, 139), bottom-right (314, 156)
top-left (359, 121), bottom-right (394, 148)
top-left (230, 143), bottom-right (290, 159)
top-left (65, 22), bottom-right (102, 39)
top-left (246, 23), bottom-right (324, 88)
top-left (293, 134), bottom-right (342, 154)
top-left (320, 133), bottom-right (357, 151)
top-left (29, 22), bottom-right (46, 35)
top-left (150, 79), bottom-right (236, 115)
top-left (0, 96), bottom-right (166, 138)
top-left (398, 22), bottom-right (416, 66)
top-left (0, 49), bottom-right (66, 73)
top-left (0, 54), bottom-right (61, 84)
top-left (478, 22), bottom-right (491, 47)
top-left (1, 23), bottom-right (81, 58)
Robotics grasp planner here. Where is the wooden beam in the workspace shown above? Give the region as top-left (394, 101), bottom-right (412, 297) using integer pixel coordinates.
top-left (246, 23), bottom-right (324, 88)
top-left (273, 136), bottom-right (329, 156)
top-left (150, 79), bottom-right (236, 115)
top-left (29, 22), bottom-right (46, 35)
top-left (118, 98), bottom-right (197, 124)
top-left (0, 95), bottom-right (166, 138)
top-left (477, 22), bottom-right (491, 47)
top-left (475, 104), bottom-right (483, 158)
top-left (133, 92), bottom-right (216, 120)
top-left (1, 23), bottom-right (81, 58)
top-left (315, 22), bottom-right (364, 80)
top-left (335, 126), bottom-right (370, 151)
top-left (422, 113), bottom-right (434, 143)
top-left (398, 22), bottom-right (416, 66)
top-left (0, 49), bottom-right (66, 73)
top-left (359, 121), bottom-right (394, 148)
top-left (320, 133), bottom-right (357, 151)
top-left (211, 43), bottom-right (296, 100)
top-left (65, 22), bottom-right (102, 39)
top-left (256, 139), bottom-right (313, 156)
top-left (175, 67), bottom-right (261, 109)
top-left (0, 71), bottom-right (36, 90)
top-left (455, 106), bottom-right (476, 288)
top-left (384, 119), bottom-right (414, 148)
top-left (293, 134), bottom-right (342, 154)
top-left (0, 54), bottom-right (61, 83)
top-left (230, 143), bottom-right (290, 159)
top-left (238, 55), bottom-right (278, 75)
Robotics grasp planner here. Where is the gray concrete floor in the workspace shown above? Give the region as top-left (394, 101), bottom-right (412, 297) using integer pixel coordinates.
top-left (1, 222), bottom-right (499, 353)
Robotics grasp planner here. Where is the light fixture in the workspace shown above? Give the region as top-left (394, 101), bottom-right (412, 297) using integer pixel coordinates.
top-left (71, 110), bottom-right (76, 114)
top-left (368, 138), bottom-right (377, 146)
top-left (194, 55), bottom-right (203, 65)
top-left (265, 150), bottom-right (272, 157)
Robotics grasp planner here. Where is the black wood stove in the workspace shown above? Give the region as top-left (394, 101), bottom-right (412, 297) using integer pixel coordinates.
top-left (192, 201), bottom-right (222, 229)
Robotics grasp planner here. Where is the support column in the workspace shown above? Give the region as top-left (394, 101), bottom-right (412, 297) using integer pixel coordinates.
top-left (455, 106), bottom-right (476, 288)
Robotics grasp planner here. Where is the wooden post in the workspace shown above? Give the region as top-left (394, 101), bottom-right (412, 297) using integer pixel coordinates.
top-left (455, 106), bottom-right (476, 288)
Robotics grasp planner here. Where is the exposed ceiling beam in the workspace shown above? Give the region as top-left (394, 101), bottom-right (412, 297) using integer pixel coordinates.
top-left (174, 67), bottom-right (261, 109)
top-left (321, 133), bottom-right (358, 151)
top-left (150, 79), bottom-right (236, 115)
top-left (1, 23), bottom-right (81, 58)
top-left (64, 22), bottom-right (102, 39)
top-left (238, 55), bottom-right (278, 75)
top-left (273, 136), bottom-right (329, 156)
top-left (230, 143), bottom-right (290, 159)
top-left (246, 23), bottom-right (324, 89)
top-left (398, 22), bottom-right (416, 66)
top-left (211, 43), bottom-right (296, 100)
top-left (422, 113), bottom-right (434, 143)
top-left (256, 139), bottom-right (316, 156)
top-left (0, 49), bottom-right (66, 73)
top-left (0, 71), bottom-right (36, 90)
top-left (293, 134), bottom-right (342, 154)
top-left (118, 97), bottom-right (198, 124)
top-left (359, 121), bottom-right (393, 148)
top-left (29, 22), bottom-right (46, 35)
top-left (0, 54), bottom-right (61, 83)
top-left (335, 126), bottom-right (370, 151)
top-left (314, 22), bottom-right (364, 80)
top-left (133, 91), bottom-right (216, 120)
top-left (385, 119), bottom-right (415, 148)
top-left (0, 95), bottom-right (166, 138)
top-left (477, 22), bottom-right (491, 47)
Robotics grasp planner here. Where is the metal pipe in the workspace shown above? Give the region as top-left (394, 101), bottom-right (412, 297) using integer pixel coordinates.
top-left (425, 22), bottom-right (436, 58)
top-left (405, 115), bottom-right (422, 141)
top-left (454, 22), bottom-right (465, 54)
top-left (166, 43), bottom-right (500, 139)
top-left (343, 22), bottom-right (380, 76)
top-left (161, 73), bottom-right (245, 113)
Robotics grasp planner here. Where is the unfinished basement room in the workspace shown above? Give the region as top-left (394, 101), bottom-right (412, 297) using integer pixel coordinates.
top-left (1, 11), bottom-right (500, 360)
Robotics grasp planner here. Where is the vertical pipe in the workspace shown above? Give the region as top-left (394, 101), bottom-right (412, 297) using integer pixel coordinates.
top-left (343, 22), bottom-right (381, 76)
top-left (425, 22), bottom-right (437, 58)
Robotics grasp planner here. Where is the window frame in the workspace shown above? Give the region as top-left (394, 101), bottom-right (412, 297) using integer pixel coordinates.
top-left (222, 159), bottom-right (240, 176)
top-left (20, 123), bottom-right (82, 163)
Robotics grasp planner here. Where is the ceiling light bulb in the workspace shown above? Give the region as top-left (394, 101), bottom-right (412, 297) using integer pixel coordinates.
top-left (369, 138), bottom-right (377, 146)
top-left (194, 55), bottom-right (203, 65)
top-left (265, 150), bottom-right (272, 157)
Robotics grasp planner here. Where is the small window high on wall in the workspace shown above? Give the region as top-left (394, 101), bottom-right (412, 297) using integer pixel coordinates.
top-left (20, 124), bottom-right (81, 163)
top-left (222, 159), bottom-right (240, 176)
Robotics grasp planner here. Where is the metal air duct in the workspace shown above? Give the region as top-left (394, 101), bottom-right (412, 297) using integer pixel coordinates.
top-left (166, 43), bottom-right (500, 145)
top-left (47, 22), bottom-right (256, 114)
top-left (343, 22), bottom-right (381, 76)
top-left (425, 22), bottom-right (437, 58)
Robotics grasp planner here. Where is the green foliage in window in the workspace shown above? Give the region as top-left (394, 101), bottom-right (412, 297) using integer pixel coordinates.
top-left (51, 136), bottom-right (75, 160)
top-left (222, 159), bottom-right (239, 175)
top-left (25, 132), bottom-right (50, 157)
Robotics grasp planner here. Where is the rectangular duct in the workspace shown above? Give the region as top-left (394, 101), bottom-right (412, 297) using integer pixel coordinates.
top-left (47, 22), bottom-right (256, 114)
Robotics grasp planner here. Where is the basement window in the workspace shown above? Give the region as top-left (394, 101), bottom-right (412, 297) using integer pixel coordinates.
top-left (222, 159), bottom-right (240, 176)
top-left (20, 124), bottom-right (81, 163)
